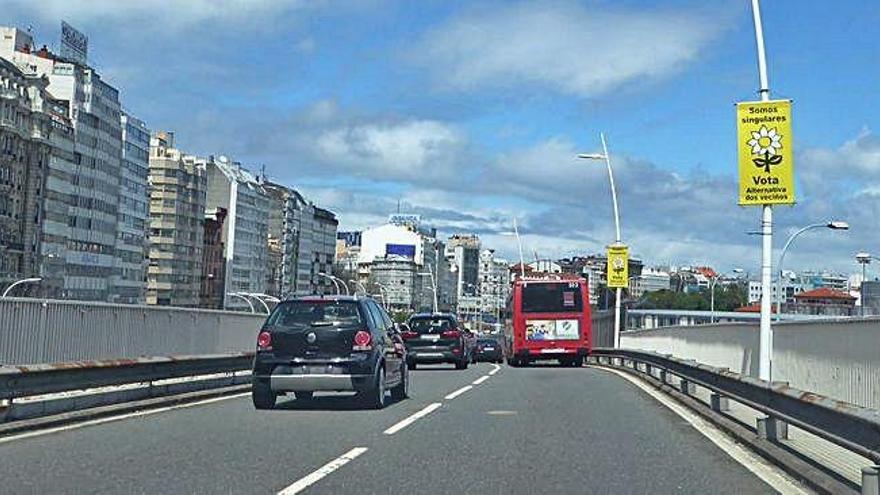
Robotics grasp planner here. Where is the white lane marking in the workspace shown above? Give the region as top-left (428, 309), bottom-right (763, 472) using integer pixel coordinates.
top-left (277, 447), bottom-right (368, 495)
top-left (0, 392), bottom-right (250, 445)
top-left (592, 366), bottom-right (809, 495)
top-left (444, 385), bottom-right (473, 400)
top-left (472, 375), bottom-right (490, 385)
top-left (488, 364), bottom-right (501, 376)
top-left (383, 402), bottom-right (442, 435)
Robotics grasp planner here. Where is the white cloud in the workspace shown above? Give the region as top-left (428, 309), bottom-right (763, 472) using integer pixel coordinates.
top-left (310, 120), bottom-right (471, 182)
top-left (413, 1), bottom-right (725, 97)
top-left (5, 0), bottom-right (317, 28)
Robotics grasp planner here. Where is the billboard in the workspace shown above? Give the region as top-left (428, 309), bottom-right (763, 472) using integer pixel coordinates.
top-left (525, 319), bottom-right (580, 341)
top-left (388, 214), bottom-right (420, 228)
top-left (60, 21), bottom-right (88, 64)
top-left (386, 243), bottom-right (416, 258)
top-left (736, 99), bottom-right (794, 205)
top-left (606, 244), bottom-right (629, 289)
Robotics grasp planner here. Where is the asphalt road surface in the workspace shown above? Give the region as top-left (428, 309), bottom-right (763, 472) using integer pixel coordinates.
top-left (0, 363), bottom-right (781, 494)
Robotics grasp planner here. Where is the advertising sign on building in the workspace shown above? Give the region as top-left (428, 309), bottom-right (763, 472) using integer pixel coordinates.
top-left (388, 214), bottom-right (421, 229)
top-left (736, 99), bottom-right (794, 205)
top-left (60, 21), bottom-right (88, 64)
top-left (386, 244), bottom-right (416, 258)
top-left (606, 244), bottom-right (629, 289)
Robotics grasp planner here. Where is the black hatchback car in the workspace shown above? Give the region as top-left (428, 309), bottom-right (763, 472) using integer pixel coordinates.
top-left (474, 336), bottom-right (504, 363)
top-left (251, 296), bottom-right (409, 410)
top-left (401, 313), bottom-right (476, 369)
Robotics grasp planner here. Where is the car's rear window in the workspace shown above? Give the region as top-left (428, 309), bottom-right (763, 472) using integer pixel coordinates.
top-left (267, 301), bottom-right (362, 327)
top-left (408, 317), bottom-right (454, 334)
top-left (478, 338), bottom-right (498, 345)
top-left (521, 283), bottom-right (583, 313)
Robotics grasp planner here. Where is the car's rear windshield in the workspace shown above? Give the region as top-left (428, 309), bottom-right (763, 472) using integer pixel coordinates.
top-left (478, 338), bottom-right (498, 345)
top-left (408, 317), bottom-right (454, 334)
top-left (267, 301), bottom-right (363, 327)
top-left (521, 283), bottom-right (583, 313)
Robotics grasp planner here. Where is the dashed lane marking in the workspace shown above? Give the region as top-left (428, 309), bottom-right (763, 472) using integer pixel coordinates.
top-left (277, 447), bottom-right (368, 495)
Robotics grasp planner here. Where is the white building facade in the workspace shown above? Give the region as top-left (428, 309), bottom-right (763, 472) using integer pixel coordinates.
top-left (205, 157), bottom-right (270, 308)
top-left (113, 111), bottom-right (150, 303)
top-left (1, 29), bottom-right (125, 301)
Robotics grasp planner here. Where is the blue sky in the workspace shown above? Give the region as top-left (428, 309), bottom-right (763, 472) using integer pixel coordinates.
top-left (5, 0), bottom-right (880, 276)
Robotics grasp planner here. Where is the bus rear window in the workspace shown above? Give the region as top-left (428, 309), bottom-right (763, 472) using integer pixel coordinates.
top-left (521, 283), bottom-right (583, 313)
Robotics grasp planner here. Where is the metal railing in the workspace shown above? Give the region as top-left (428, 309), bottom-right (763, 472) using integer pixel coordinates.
top-left (0, 353), bottom-right (253, 424)
top-left (590, 348), bottom-right (880, 495)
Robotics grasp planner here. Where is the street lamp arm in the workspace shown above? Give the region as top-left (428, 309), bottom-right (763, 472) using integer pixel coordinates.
top-left (1, 277), bottom-right (42, 298)
top-left (226, 292), bottom-right (255, 313)
top-left (600, 132), bottom-right (622, 243)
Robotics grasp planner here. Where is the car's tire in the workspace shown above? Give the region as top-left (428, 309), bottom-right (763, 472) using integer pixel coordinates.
top-left (573, 357), bottom-right (584, 367)
top-left (294, 391), bottom-right (313, 401)
top-left (361, 366), bottom-right (387, 409)
top-left (507, 357), bottom-right (518, 367)
top-left (252, 380), bottom-right (276, 410)
top-left (455, 359), bottom-right (468, 370)
top-left (391, 364), bottom-right (409, 401)
top-left (407, 361), bottom-right (418, 370)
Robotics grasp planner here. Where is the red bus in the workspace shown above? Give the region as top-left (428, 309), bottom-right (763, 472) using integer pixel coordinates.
top-left (503, 277), bottom-right (591, 367)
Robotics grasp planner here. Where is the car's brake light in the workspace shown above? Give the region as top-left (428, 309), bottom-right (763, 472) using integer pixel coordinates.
top-left (353, 330), bottom-right (372, 351)
top-left (401, 330), bottom-right (419, 340)
top-left (257, 331), bottom-right (272, 351)
top-left (441, 329), bottom-right (461, 339)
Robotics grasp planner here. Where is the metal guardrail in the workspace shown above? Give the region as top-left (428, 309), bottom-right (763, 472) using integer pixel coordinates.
top-left (590, 348), bottom-right (880, 494)
top-left (0, 353), bottom-right (253, 401)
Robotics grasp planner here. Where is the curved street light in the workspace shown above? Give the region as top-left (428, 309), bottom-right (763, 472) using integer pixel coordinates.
top-left (2, 277), bottom-right (42, 298)
top-left (349, 279), bottom-right (367, 295)
top-left (578, 132), bottom-right (623, 348)
top-left (226, 292), bottom-right (255, 313)
top-left (776, 221), bottom-right (849, 318)
top-left (317, 272), bottom-right (341, 294)
top-left (237, 292), bottom-right (271, 314)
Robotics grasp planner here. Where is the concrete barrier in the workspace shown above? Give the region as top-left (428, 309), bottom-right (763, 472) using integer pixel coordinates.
top-left (620, 317), bottom-right (880, 410)
top-left (0, 298), bottom-right (266, 365)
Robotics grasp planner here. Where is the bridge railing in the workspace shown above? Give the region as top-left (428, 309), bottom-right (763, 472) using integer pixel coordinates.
top-left (620, 318), bottom-right (880, 411)
top-left (0, 297), bottom-right (266, 365)
top-left (591, 348), bottom-right (880, 495)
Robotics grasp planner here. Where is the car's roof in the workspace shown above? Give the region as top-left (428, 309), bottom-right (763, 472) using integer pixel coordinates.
top-left (409, 312), bottom-right (456, 319)
top-left (286, 295), bottom-right (371, 303)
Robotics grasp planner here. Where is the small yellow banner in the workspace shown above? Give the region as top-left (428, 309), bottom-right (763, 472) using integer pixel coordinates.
top-left (737, 99), bottom-right (795, 205)
top-left (606, 244), bottom-right (629, 289)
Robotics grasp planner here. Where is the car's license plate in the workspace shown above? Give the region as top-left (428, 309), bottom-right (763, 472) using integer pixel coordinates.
top-left (418, 352), bottom-right (443, 357)
top-left (483, 347), bottom-right (495, 351)
top-left (541, 348), bottom-right (566, 354)
top-left (423, 334), bottom-right (440, 341)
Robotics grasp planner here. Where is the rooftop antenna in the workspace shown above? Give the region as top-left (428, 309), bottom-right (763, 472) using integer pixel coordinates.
top-left (397, 198), bottom-right (401, 214)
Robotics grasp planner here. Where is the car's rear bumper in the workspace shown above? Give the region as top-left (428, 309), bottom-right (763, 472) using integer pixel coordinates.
top-left (407, 350), bottom-right (460, 363)
top-left (475, 350), bottom-right (503, 361)
top-left (266, 373), bottom-right (372, 392)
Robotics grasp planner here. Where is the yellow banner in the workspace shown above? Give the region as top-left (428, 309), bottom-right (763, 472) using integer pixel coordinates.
top-left (606, 244), bottom-right (629, 289)
top-left (737, 100), bottom-right (795, 205)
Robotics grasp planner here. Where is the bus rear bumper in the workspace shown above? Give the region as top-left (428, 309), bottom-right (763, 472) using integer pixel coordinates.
top-left (516, 347), bottom-right (589, 360)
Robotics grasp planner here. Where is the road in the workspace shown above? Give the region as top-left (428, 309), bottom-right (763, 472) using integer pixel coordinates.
top-left (0, 363), bottom-right (783, 494)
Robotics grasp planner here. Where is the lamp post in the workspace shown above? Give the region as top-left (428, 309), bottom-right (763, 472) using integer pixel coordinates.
top-left (776, 221), bottom-right (849, 318)
top-left (710, 269), bottom-right (744, 323)
top-left (349, 279), bottom-right (367, 295)
top-left (578, 132), bottom-right (623, 348)
top-left (1, 277), bottom-right (42, 298)
top-left (237, 292), bottom-right (272, 314)
top-left (500, 219), bottom-right (527, 279)
top-left (418, 265), bottom-right (439, 313)
top-left (317, 272), bottom-right (341, 294)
